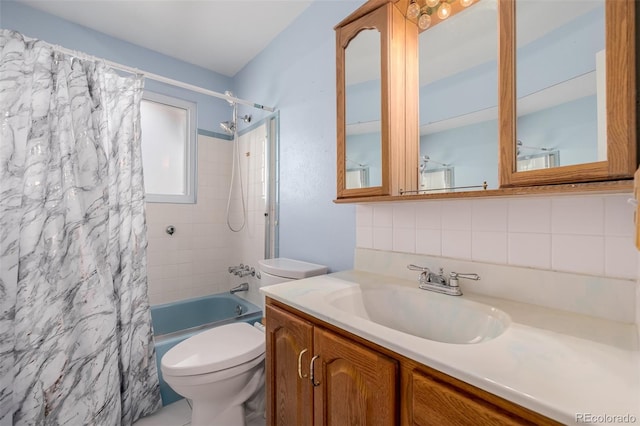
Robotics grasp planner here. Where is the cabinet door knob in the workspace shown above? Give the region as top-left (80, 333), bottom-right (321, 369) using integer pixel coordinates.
top-left (310, 355), bottom-right (321, 387)
top-left (297, 348), bottom-right (308, 379)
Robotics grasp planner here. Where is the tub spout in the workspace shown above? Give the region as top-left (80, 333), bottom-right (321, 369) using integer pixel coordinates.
top-left (230, 282), bottom-right (249, 294)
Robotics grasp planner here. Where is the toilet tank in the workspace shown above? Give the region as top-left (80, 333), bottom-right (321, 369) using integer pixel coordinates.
top-left (258, 258), bottom-right (328, 287)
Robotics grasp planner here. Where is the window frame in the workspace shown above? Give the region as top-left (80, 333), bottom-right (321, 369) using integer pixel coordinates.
top-left (141, 91), bottom-right (197, 204)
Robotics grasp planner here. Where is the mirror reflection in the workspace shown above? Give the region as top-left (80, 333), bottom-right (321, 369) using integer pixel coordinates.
top-left (417, 0), bottom-right (498, 192)
top-left (345, 29), bottom-right (382, 189)
top-left (515, 0), bottom-right (605, 172)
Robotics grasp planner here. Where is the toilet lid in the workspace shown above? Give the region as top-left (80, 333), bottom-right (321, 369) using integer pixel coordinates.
top-left (161, 322), bottom-right (265, 376)
top-left (258, 258), bottom-right (328, 279)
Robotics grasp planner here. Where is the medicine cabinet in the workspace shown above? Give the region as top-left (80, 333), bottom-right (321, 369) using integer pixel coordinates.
top-left (334, 0), bottom-right (637, 202)
top-left (336, 0), bottom-right (418, 198)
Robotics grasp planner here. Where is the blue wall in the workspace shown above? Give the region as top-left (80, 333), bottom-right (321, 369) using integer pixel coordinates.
top-left (0, 1), bottom-right (235, 135)
top-left (234, 1), bottom-right (362, 272)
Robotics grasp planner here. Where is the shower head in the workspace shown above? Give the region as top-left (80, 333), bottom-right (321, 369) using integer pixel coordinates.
top-left (220, 120), bottom-right (236, 135)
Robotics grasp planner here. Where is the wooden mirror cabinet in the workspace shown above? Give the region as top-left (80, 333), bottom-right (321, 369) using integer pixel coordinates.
top-left (335, 0), bottom-right (637, 201)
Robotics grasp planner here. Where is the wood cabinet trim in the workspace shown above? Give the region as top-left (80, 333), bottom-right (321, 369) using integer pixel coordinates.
top-left (333, 179), bottom-right (633, 203)
top-left (337, 5), bottom-right (392, 199)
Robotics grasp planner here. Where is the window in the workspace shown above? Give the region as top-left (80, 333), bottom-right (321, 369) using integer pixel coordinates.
top-left (140, 92), bottom-right (196, 203)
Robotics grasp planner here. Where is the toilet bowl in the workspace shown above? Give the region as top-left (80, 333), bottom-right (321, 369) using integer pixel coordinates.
top-left (161, 258), bottom-right (328, 426)
top-left (161, 322), bottom-right (265, 426)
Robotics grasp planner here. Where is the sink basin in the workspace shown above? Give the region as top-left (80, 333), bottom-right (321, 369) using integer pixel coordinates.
top-left (327, 285), bottom-right (510, 344)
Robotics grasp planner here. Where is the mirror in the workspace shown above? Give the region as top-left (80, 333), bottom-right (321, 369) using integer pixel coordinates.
top-left (345, 29), bottom-right (382, 189)
top-left (500, 0), bottom-right (636, 187)
top-left (418, 0), bottom-right (498, 192)
top-left (515, 0), bottom-right (605, 172)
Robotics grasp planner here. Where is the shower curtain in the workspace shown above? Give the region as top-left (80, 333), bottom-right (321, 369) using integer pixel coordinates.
top-left (0, 30), bottom-right (161, 425)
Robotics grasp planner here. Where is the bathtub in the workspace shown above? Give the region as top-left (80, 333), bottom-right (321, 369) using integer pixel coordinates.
top-left (151, 293), bottom-right (263, 405)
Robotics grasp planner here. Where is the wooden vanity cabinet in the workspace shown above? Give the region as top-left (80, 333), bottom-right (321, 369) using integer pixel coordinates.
top-left (265, 302), bottom-right (398, 425)
top-left (265, 304), bottom-right (314, 425)
top-left (266, 298), bottom-right (561, 426)
top-left (402, 366), bottom-right (558, 426)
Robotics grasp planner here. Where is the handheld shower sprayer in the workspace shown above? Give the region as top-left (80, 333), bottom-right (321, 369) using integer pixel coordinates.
top-left (219, 91), bottom-right (252, 135)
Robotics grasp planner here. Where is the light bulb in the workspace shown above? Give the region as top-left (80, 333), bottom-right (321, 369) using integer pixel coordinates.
top-left (460, 0), bottom-right (473, 6)
top-left (418, 13), bottom-right (432, 30)
top-left (425, 0), bottom-right (439, 8)
top-left (437, 2), bottom-right (451, 19)
top-left (407, 0), bottom-right (421, 19)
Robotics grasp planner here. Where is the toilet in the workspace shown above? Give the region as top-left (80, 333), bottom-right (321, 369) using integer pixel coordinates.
top-left (258, 257), bottom-right (329, 304)
top-left (161, 258), bottom-right (327, 426)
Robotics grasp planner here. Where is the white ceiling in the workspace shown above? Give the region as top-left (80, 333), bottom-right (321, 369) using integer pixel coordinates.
top-left (15, 0), bottom-right (313, 77)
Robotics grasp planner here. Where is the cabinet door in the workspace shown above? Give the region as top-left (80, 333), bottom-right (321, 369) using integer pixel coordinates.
top-left (313, 327), bottom-right (397, 426)
top-left (410, 370), bottom-right (534, 426)
top-left (265, 304), bottom-right (314, 426)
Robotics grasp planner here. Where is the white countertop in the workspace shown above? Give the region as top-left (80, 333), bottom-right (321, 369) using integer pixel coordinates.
top-left (261, 270), bottom-right (640, 425)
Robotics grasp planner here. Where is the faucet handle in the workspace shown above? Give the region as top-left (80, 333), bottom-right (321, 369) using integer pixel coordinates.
top-left (407, 264), bottom-right (430, 272)
top-left (449, 272), bottom-right (480, 288)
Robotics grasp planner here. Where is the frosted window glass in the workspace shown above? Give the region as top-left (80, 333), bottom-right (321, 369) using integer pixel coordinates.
top-left (140, 92), bottom-right (196, 203)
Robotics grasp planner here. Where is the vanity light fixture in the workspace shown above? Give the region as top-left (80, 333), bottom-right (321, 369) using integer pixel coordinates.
top-left (418, 13), bottom-right (432, 30)
top-left (407, 0), bottom-right (421, 19)
top-left (408, 0), bottom-right (475, 31)
top-left (437, 2), bottom-right (452, 19)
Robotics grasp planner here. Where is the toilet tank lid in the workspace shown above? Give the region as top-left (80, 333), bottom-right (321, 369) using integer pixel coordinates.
top-left (258, 258), bottom-right (328, 279)
top-left (161, 322), bottom-right (264, 376)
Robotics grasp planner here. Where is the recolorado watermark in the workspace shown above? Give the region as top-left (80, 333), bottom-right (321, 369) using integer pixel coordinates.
top-left (576, 413), bottom-right (637, 424)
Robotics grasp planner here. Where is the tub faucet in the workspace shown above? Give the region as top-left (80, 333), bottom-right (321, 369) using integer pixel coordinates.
top-left (230, 282), bottom-right (249, 294)
top-left (407, 264), bottom-right (479, 296)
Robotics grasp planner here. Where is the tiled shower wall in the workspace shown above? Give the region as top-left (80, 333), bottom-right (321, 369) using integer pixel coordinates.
top-left (356, 193), bottom-right (637, 280)
top-left (145, 131), bottom-right (267, 305)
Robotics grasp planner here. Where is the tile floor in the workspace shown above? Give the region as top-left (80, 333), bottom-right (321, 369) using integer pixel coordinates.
top-left (134, 399), bottom-right (266, 426)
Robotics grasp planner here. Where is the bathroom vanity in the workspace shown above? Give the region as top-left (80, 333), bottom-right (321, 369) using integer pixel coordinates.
top-left (262, 269), bottom-right (639, 425)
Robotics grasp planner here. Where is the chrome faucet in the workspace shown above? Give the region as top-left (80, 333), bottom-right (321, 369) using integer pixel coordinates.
top-left (230, 282), bottom-right (249, 294)
top-left (228, 264), bottom-right (255, 278)
top-left (407, 264), bottom-right (479, 296)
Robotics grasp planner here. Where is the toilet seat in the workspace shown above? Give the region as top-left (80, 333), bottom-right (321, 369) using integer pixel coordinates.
top-left (161, 322), bottom-right (265, 377)
top-left (162, 352), bottom-right (265, 386)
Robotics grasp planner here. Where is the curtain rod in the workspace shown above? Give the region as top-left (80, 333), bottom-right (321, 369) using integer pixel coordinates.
top-left (50, 43), bottom-right (276, 113)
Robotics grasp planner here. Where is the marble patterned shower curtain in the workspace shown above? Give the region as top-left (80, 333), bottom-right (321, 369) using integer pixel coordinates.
top-left (0, 30), bottom-right (161, 425)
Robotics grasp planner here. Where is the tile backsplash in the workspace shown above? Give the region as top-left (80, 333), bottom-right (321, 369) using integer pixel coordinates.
top-left (356, 193), bottom-right (637, 280)
top-left (145, 132), bottom-right (267, 305)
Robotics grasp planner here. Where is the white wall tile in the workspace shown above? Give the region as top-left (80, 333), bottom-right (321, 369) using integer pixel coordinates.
top-left (356, 194), bottom-right (640, 320)
top-left (604, 194), bottom-right (635, 237)
top-left (472, 199), bottom-right (508, 232)
top-left (551, 196), bottom-right (604, 235)
top-left (605, 236), bottom-right (638, 279)
top-left (393, 228), bottom-right (416, 253)
top-left (416, 229), bottom-right (441, 256)
top-left (472, 231), bottom-right (507, 264)
top-left (508, 233), bottom-right (551, 269)
top-left (441, 200), bottom-right (472, 230)
top-left (508, 198), bottom-right (551, 233)
top-left (393, 203), bottom-right (416, 229)
top-left (416, 201), bottom-right (441, 230)
top-left (373, 227), bottom-right (393, 251)
top-left (552, 234), bottom-right (605, 276)
top-left (373, 204), bottom-right (393, 227)
top-left (356, 226), bottom-right (373, 248)
top-left (441, 230), bottom-right (472, 259)
top-left (356, 205), bottom-right (374, 228)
